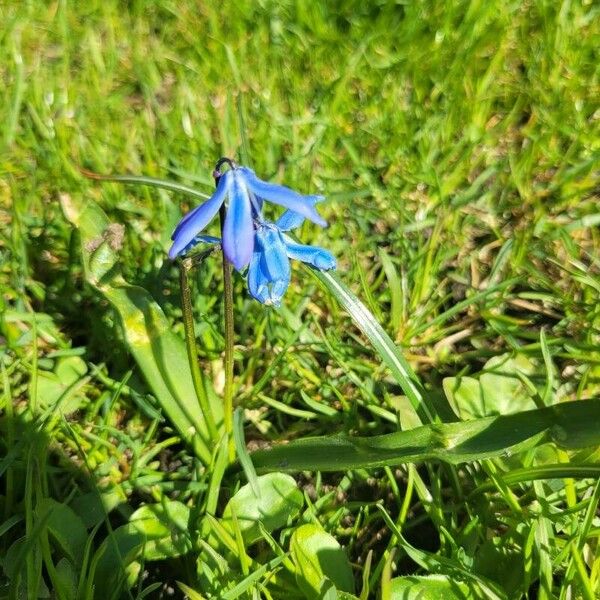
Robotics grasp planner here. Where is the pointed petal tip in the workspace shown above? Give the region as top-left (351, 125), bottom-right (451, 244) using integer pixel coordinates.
top-left (223, 238), bottom-right (254, 271)
top-left (231, 255), bottom-right (252, 271)
top-left (168, 242), bottom-right (182, 260)
top-left (316, 254), bottom-right (336, 270)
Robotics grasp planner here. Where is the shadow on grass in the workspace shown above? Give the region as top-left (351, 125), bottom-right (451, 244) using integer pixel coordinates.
top-left (0, 406), bottom-right (194, 599)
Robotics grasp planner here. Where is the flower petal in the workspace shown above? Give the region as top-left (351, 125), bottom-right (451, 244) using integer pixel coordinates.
top-left (259, 227), bottom-right (291, 284)
top-left (168, 172), bottom-right (231, 259)
top-left (222, 171), bottom-right (254, 270)
top-left (276, 196), bottom-right (323, 232)
top-left (239, 167), bottom-right (327, 227)
top-left (247, 249), bottom-right (271, 304)
top-left (247, 226), bottom-right (291, 306)
top-left (284, 237), bottom-right (337, 270)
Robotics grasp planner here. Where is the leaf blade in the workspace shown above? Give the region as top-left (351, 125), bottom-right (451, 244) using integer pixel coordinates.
top-left (251, 400), bottom-right (600, 472)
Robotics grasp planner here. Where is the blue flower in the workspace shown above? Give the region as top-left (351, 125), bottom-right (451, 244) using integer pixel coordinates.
top-left (247, 207), bottom-right (336, 307)
top-left (168, 163), bottom-right (327, 270)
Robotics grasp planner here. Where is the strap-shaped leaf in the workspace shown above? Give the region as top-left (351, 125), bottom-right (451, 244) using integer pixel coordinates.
top-left (61, 193), bottom-right (221, 465)
top-left (81, 169), bottom-right (210, 201)
top-left (251, 400), bottom-right (600, 472)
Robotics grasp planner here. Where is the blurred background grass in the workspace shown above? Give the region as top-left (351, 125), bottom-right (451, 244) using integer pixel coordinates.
top-left (1, 0), bottom-right (599, 597)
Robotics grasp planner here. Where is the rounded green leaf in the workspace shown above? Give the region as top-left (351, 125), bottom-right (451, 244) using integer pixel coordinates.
top-left (37, 498), bottom-right (88, 565)
top-left (390, 575), bottom-right (473, 599)
top-left (222, 473), bottom-right (303, 545)
top-left (129, 501), bottom-right (192, 561)
top-left (290, 523), bottom-right (355, 598)
top-left (444, 354), bottom-right (537, 420)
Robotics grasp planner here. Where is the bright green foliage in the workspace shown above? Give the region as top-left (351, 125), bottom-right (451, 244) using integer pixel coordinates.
top-left (443, 354), bottom-right (539, 419)
top-left (1, 0), bottom-right (600, 598)
top-left (251, 400), bottom-right (600, 471)
top-left (290, 524), bottom-right (355, 598)
top-left (389, 575), bottom-right (473, 599)
top-left (221, 473), bottom-right (303, 546)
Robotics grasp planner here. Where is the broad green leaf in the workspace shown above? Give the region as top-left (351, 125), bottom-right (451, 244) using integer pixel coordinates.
top-left (318, 579), bottom-right (339, 600)
top-left (61, 193), bottom-right (221, 464)
top-left (251, 400), bottom-right (600, 472)
top-left (129, 501), bottom-right (192, 561)
top-left (473, 535), bottom-right (524, 596)
top-left (3, 536), bottom-right (52, 598)
top-left (93, 526), bottom-right (143, 596)
top-left (290, 523), bottom-right (355, 598)
top-left (37, 498), bottom-right (87, 566)
top-left (222, 473), bottom-right (303, 545)
top-left (70, 489), bottom-right (124, 529)
top-left (389, 575), bottom-right (473, 599)
top-left (35, 356), bottom-right (88, 414)
top-left (55, 558), bottom-right (77, 600)
top-left (444, 354), bottom-right (537, 419)
top-left (93, 501), bottom-right (192, 594)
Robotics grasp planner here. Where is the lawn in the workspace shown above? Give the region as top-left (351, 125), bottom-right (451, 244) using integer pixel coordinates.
top-left (1, 1), bottom-right (600, 598)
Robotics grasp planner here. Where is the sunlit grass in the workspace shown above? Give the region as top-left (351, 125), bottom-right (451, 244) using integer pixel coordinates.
top-left (1, 1), bottom-right (599, 598)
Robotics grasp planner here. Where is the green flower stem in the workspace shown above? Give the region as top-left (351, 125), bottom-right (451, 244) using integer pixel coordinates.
top-left (219, 205), bottom-right (236, 462)
top-left (179, 255), bottom-right (218, 442)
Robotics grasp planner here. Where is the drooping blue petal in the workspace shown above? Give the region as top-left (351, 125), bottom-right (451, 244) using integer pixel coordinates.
top-left (222, 171), bottom-right (254, 270)
top-left (247, 226), bottom-right (291, 306)
top-left (238, 167), bottom-right (327, 228)
top-left (259, 227), bottom-right (291, 285)
top-left (247, 248), bottom-right (271, 305)
top-left (276, 196), bottom-right (323, 232)
top-left (171, 172), bottom-right (231, 241)
top-left (168, 171), bottom-right (231, 259)
top-left (283, 236), bottom-right (337, 270)
top-left (248, 191), bottom-right (263, 215)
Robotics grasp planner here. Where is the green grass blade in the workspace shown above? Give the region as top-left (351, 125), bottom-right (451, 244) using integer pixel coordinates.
top-left (233, 408), bottom-right (260, 498)
top-left (220, 554), bottom-right (287, 600)
top-left (308, 268), bottom-right (434, 422)
top-left (81, 170), bottom-right (210, 201)
top-left (251, 400), bottom-right (600, 472)
top-left (471, 464), bottom-right (600, 495)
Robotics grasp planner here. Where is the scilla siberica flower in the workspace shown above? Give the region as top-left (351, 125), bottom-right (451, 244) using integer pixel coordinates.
top-left (170, 159), bottom-right (336, 306)
top-left (168, 159), bottom-right (327, 269)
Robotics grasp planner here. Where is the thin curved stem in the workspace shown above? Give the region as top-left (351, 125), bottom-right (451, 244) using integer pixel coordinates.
top-left (214, 161), bottom-right (237, 462)
top-left (219, 203), bottom-right (236, 462)
top-left (179, 253), bottom-right (218, 441)
top-left (214, 157), bottom-right (237, 177)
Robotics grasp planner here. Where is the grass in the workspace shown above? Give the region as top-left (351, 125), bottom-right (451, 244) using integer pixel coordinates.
top-left (1, 0), bottom-right (600, 598)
